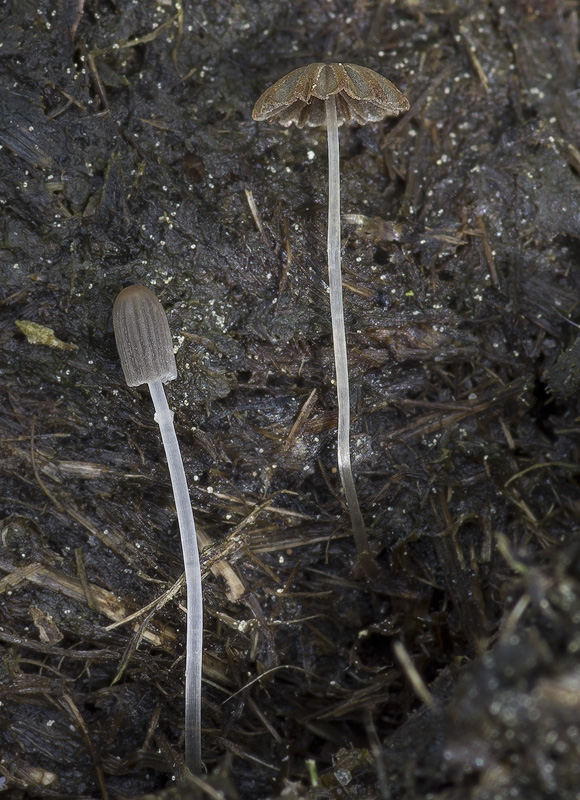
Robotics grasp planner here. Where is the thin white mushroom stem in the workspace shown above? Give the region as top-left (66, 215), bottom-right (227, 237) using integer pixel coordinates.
top-left (325, 95), bottom-right (371, 563)
top-left (113, 284), bottom-right (205, 772)
top-left (148, 378), bottom-right (203, 775)
top-left (253, 64), bottom-right (409, 577)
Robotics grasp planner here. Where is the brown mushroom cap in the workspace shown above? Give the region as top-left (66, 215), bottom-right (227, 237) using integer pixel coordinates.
top-left (113, 285), bottom-right (177, 388)
top-left (252, 62), bottom-right (410, 128)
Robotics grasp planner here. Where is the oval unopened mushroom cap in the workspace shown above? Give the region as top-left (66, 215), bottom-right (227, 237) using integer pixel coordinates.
top-left (113, 285), bottom-right (177, 387)
top-left (252, 62), bottom-right (410, 128)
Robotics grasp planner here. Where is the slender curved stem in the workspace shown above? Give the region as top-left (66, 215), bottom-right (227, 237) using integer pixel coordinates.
top-left (148, 379), bottom-right (203, 774)
top-left (325, 97), bottom-right (374, 570)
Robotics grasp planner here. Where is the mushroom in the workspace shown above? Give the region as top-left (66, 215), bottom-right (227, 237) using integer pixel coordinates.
top-left (253, 63), bottom-right (409, 576)
top-left (113, 284), bottom-right (203, 774)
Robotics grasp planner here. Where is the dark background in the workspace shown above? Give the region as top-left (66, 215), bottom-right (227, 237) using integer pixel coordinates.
top-left (2, 0), bottom-right (580, 798)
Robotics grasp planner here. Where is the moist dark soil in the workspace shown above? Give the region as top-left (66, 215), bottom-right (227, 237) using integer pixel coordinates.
top-left (2, 1), bottom-right (580, 798)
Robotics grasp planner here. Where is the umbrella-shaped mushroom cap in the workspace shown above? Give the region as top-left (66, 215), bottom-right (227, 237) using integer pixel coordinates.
top-left (252, 62), bottom-right (410, 128)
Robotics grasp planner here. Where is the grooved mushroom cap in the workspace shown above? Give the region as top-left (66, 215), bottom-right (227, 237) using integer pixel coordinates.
top-left (252, 62), bottom-right (410, 128)
top-left (113, 285), bottom-right (177, 387)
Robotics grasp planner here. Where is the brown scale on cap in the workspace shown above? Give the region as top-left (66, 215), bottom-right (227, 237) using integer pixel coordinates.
top-left (252, 62), bottom-right (410, 128)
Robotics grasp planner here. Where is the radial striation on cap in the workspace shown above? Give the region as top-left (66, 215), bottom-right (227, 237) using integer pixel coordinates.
top-left (252, 62), bottom-right (410, 128)
top-left (113, 285), bottom-right (177, 387)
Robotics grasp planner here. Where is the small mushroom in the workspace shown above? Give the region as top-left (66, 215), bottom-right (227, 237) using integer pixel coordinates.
top-left (253, 63), bottom-right (409, 576)
top-left (113, 284), bottom-right (203, 774)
